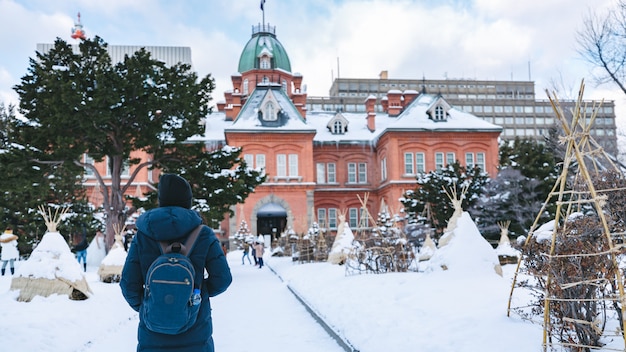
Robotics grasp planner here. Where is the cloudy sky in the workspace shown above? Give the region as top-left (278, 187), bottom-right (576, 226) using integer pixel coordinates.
top-left (1, 0), bottom-right (624, 120)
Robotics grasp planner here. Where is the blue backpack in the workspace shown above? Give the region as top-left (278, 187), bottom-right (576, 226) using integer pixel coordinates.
top-left (141, 225), bottom-right (203, 335)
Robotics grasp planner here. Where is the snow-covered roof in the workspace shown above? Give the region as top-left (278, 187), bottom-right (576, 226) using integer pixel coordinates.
top-left (224, 84), bottom-right (315, 133)
top-left (200, 92), bottom-right (502, 145)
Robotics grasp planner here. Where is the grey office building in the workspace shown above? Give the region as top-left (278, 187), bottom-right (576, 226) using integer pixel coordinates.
top-left (307, 72), bottom-right (618, 156)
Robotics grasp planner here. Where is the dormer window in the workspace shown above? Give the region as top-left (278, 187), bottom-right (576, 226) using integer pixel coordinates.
top-left (332, 120), bottom-right (343, 134)
top-left (434, 105), bottom-right (445, 121)
top-left (260, 55), bottom-right (271, 69)
top-left (327, 112), bottom-right (349, 134)
top-left (426, 96), bottom-right (451, 122)
top-left (263, 101), bottom-right (278, 121)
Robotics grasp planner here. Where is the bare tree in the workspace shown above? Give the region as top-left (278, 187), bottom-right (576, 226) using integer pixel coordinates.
top-left (577, 0), bottom-right (626, 94)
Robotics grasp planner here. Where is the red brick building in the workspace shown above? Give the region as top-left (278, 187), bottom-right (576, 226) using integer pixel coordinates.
top-left (206, 24), bottom-right (502, 241)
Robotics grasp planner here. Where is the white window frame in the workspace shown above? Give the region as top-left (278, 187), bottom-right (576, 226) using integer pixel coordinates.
top-left (328, 208), bottom-right (337, 229)
top-left (316, 163), bottom-right (326, 184)
top-left (327, 163), bottom-right (336, 183)
top-left (348, 163), bottom-right (357, 183)
top-left (358, 163), bottom-right (367, 184)
top-left (435, 152), bottom-right (444, 171)
top-left (277, 154), bottom-right (287, 177)
top-left (288, 154), bottom-right (298, 177)
top-left (415, 153), bottom-right (425, 173)
top-left (404, 153), bottom-right (414, 175)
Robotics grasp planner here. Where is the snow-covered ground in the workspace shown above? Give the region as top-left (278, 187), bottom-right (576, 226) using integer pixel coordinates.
top-left (0, 211), bottom-right (559, 352)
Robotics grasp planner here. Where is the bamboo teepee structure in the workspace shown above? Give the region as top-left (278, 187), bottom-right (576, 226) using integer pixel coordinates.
top-left (11, 206), bottom-right (92, 302)
top-left (507, 81), bottom-right (626, 351)
top-left (98, 223), bottom-right (126, 283)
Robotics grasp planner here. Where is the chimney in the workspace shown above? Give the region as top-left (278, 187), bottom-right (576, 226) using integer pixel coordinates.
top-left (381, 96), bottom-right (389, 113)
top-left (379, 70), bottom-right (388, 80)
top-left (365, 95), bottom-right (376, 132)
top-left (402, 90), bottom-right (419, 108)
top-left (387, 90), bottom-right (402, 116)
top-left (224, 91), bottom-right (234, 121)
top-left (231, 74), bottom-right (242, 94)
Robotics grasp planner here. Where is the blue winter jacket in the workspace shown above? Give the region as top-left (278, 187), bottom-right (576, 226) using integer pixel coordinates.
top-left (120, 207), bottom-right (232, 352)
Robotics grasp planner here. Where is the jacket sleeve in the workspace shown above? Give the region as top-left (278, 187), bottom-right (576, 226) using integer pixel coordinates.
top-left (203, 229), bottom-right (232, 297)
top-left (120, 235), bottom-right (144, 312)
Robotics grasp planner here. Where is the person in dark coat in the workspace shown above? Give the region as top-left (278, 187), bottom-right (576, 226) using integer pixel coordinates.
top-left (120, 174), bottom-right (232, 352)
top-left (72, 233), bottom-right (89, 272)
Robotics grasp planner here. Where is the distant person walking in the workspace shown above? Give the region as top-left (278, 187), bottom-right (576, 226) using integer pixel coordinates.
top-left (0, 227), bottom-right (19, 276)
top-left (254, 240), bottom-right (265, 269)
top-left (72, 233), bottom-right (89, 272)
top-left (242, 242), bottom-right (252, 265)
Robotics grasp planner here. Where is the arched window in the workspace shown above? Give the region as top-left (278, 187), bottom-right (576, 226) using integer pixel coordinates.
top-left (332, 120), bottom-right (344, 134)
top-left (260, 56), bottom-right (271, 69)
top-left (264, 102), bottom-right (277, 121)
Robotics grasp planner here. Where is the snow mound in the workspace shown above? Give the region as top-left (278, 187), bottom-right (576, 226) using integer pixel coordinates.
top-left (425, 212), bottom-right (502, 276)
top-left (17, 232), bottom-right (85, 282)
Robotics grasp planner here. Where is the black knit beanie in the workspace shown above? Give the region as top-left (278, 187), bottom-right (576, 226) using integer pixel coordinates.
top-left (158, 174), bottom-right (193, 209)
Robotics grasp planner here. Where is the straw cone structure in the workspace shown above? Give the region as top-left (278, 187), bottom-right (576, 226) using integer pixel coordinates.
top-left (98, 223), bottom-right (126, 283)
top-left (11, 206), bottom-right (92, 302)
top-left (507, 81), bottom-right (626, 351)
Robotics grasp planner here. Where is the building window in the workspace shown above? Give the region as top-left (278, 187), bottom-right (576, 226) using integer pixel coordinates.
top-left (435, 152), bottom-right (444, 171)
top-left (288, 154), bottom-right (298, 177)
top-left (477, 153), bottom-right (485, 170)
top-left (348, 163), bottom-right (357, 183)
top-left (244, 154), bottom-right (254, 168)
top-left (243, 79), bottom-right (249, 94)
top-left (358, 163), bottom-right (367, 183)
top-left (260, 56), bottom-right (271, 69)
top-left (332, 120), bottom-right (344, 134)
top-left (277, 154), bottom-right (286, 177)
top-left (349, 208), bottom-right (358, 228)
top-left (317, 163), bottom-right (336, 184)
top-left (416, 153), bottom-right (425, 173)
top-left (434, 105), bottom-right (445, 120)
top-left (465, 153), bottom-right (475, 169)
top-left (360, 208), bottom-right (369, 227)
top-left (316, 163), bottom-right (326, 184)
top-left (83, 154), bottom-right (94, 177)
top-left (381, 158), bottom-right (387, 181)
top-left (282, 79), bottom-right (288, 92)
top-left (446, 152), bottom-right (455, 166)
top-left (244, 154), bottom-right (265, 173)
top-left (327, 163), bottom-right (336, 183)
top-left (404, 153), bottom-right (414, 175)
top-left (328, 208), bottom-right (337, 229)
top-left (256, 154), bottom-right (266, 172)
top-left (263, 102), bottom-right (277, 121)
top-left (317, 208), bottom-right (327, 228)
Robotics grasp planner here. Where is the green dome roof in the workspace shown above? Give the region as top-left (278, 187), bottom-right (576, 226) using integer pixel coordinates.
top-left (238, 25), bottom-right (292, 73)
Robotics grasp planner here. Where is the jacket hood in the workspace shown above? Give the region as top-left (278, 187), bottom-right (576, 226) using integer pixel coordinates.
top-left (135, 207), bottom-right (203, 241)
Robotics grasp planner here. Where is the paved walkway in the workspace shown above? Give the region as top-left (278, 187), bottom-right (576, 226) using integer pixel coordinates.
top-left (211, 251), bottom-right (345, 352)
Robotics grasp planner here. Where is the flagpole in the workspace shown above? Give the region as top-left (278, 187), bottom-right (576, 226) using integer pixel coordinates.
top-left (261, 0), bottom-right (266, 28)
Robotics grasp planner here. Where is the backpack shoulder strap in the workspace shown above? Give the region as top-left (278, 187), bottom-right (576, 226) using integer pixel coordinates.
top-left (180, 225), bottom-right (203, 256)
top-left (159, 225), bottom-right (204, 256)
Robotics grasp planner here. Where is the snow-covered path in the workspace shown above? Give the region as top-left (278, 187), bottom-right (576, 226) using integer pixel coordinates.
top-left (211, 252), bottom-right (344, 352)
top-left (0, 250), bottom-right (344, 351)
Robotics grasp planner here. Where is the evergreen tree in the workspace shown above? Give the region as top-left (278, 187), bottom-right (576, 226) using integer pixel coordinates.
top-left (0, 102), bottom-right (97, 254)
top-left (400, 162), bottom-right (488, 236)
top-left (10, 36), bottom-right (264, 251)
top-left (469, 167), bottom-right (546, 243)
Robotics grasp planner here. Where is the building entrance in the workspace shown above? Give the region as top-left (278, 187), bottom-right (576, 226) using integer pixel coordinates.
top-left (256, 203), bottom-right (287, 242)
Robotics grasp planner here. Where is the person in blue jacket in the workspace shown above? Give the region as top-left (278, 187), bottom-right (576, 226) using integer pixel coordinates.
top-left (120, 173), bottom-right (232, 352)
